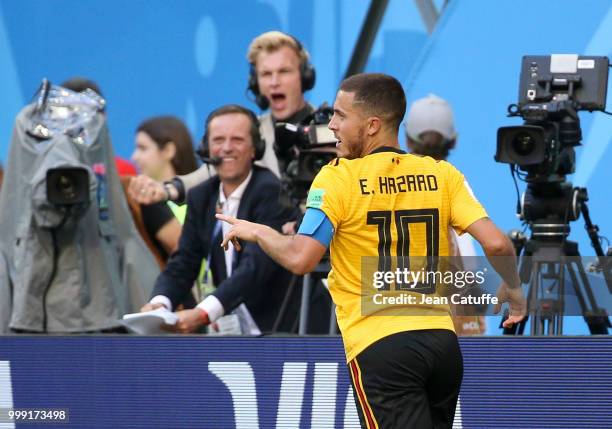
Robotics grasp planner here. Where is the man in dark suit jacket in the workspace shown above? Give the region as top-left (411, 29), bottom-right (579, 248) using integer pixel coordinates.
top-left (141, 104), bottom-right (297, 333)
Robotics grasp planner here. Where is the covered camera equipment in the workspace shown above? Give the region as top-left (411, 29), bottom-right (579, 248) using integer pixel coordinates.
top-left (274, 104), bottom-right (338, 205)
top-left (0, 80), bottom-right (159, 333)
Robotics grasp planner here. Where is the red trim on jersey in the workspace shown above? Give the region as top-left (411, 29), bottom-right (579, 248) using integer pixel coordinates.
top-left (349, 359), bottom-right (378, 429)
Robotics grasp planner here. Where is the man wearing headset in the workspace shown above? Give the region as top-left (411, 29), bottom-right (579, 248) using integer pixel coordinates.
top-left (140, 105), bottom-right (297, 334)
top-left (129, 31), bottom-right (316, 204)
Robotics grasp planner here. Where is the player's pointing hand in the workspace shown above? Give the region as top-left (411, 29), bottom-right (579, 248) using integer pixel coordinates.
top-left (216, 213), bottom-right (262, 252)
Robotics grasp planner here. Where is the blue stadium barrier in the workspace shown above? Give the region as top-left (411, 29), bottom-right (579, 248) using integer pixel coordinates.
top-left (0, 336), bottom-right (611, 428)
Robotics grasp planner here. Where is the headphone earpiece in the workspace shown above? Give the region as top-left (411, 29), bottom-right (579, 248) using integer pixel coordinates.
top-left (248, 63), bottom-right (269, 110)
top-left (198, 134), bottom-right (210, 161)
top-left (250, 113), bottom-right (266, 161)
top-left (298, 40), bottom-right (315, 91)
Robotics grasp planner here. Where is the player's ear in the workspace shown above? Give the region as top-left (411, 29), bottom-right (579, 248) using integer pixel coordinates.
top-left (367, 116), bottom-right (381, 136)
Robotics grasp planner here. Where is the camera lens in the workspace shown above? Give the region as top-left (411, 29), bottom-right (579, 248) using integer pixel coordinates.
top-left (46, 167), bottom-right (89, 206)
top-left (57, 174), bottom-right (77, 199)
top-left (511, 132), bottom-right (535, 156)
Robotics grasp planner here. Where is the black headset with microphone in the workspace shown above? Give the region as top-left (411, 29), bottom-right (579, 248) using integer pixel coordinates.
top-left (247, 34), bottom-right (316, 110)
top-left (197, 105), bottom-right (266, 164)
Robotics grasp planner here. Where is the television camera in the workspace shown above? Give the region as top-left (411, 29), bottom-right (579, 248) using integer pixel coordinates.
top-left (274, 104), bottom-right (338, 206)
top-left (495, 55), bottom-right (611, 335)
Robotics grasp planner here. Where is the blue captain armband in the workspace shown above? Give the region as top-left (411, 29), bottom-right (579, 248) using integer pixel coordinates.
top-left (297, 208), bottom-right (334, 248)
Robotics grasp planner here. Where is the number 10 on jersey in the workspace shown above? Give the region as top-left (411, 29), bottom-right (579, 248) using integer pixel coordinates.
top-left (366, 208), bottom-right (440, 292)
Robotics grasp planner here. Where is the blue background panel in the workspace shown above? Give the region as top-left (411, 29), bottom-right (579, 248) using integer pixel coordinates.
top-left (0, 336), bottom-right (611, 428)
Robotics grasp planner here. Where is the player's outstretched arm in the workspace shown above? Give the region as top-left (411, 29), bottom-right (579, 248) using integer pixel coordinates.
top-left (216, 213), bottom-right (327, 275)
top-left (466, 217), bottom-right (527, 328)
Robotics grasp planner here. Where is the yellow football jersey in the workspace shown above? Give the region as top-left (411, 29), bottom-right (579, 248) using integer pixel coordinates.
top-left (306, 147), bottom-right (488, 362)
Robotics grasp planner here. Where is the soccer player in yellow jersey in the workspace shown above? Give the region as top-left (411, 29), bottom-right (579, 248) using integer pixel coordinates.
top-left (217, 73), bottom-right (526, 429)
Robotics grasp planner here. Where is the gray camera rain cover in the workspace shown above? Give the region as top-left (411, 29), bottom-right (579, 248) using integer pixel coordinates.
top-left (0, 83), bottom-right (160, 333)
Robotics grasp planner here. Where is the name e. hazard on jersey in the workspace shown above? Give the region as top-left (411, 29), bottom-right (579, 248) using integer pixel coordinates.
top-left (359, 174), bottom-right (439, 195)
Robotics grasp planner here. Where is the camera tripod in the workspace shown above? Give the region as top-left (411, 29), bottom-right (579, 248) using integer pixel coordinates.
top-left (505, 186), bottom-right (611, 335)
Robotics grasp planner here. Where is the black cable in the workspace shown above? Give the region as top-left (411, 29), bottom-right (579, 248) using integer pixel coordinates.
top-left (601, 110), bottom-right (612, 116)
top-left (271, 274), bottom-right (298, 333)
top-left (560, 184), bottom-right (572, 251)
top-left (510, 165), bottom-right (521, 216)
top-left (580, 198), bottom-right (612, 293)
top-left (546, 182), bottom-right (575, 297)
top-left (42, 229), bottom-right (59, 333)
top-left (521, 222), bottom-right (529, 234)
top-left (42, 208), bottom-right (70, 332)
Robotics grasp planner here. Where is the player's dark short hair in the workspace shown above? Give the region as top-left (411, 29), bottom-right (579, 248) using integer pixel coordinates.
top-left (339, 73), bottom-right (406, 131)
